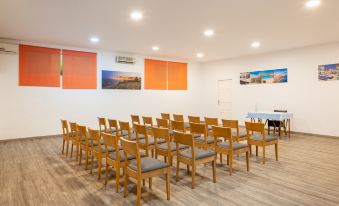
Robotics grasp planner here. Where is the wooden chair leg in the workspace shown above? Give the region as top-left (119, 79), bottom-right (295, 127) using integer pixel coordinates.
top-left (256, 146), bottom-right (258, 156)
top-left (164, 156), bottom-right (167, 164)
top-left (116, 165), bottom-right (120, 193)
top-left (191, 164), bottom-right (196, 189)
top-left (229, 155), bottom-right (233, 176)
top-left (262, 146), bottom-right (266, 164)
top-left (137, 179), bottom-right (141, 206)
top-left (212, 160), bottom-right (216, 183)
top-left (275, 143), bottom-right (278, 161)
top-left (104, 163), bottom-right (109, 185)
top-left (65, 140), bottom-right (69, 158)
top-left (176, 160), bottom-right (180, 182)
top-left (75, 143), bottom-right (79, 162)
top-left (249, 145), bottom-right (252, 156)
top-left (90, 153), bottom-right (94, 173)
top-left (149, 177), bottom-right (152, 189)
top-left (79, 148), bottom-right (82, 165)
top-left (143, 179), bottom-right (145, 187)
top-left (70, 143), bottom-right (74, 158)
top-left (98, 157), bottom-right (102, 179)
top-left (123, 168), bottom-right (128, 198)
top-left (62, 139), bottom-right (65, 154)
top-left (85, 151), bottom-right (89, 170)
top-left (246, 151), bottom-right (250, 171)
top-left (187, 164), bottom-right (190, 175)
top-left (220, 153), bottom-right (223, 164)
top-left (226, 155), bottom-right (229, 165)
top-left (166, 170), bottom-right (170, 200)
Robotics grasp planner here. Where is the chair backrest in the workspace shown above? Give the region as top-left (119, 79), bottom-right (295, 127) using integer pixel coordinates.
top-left (69, 122), bottom-right (78, 139)
top-left (204, 117), bottom-right (218, 127)
top-left (161, 113), bottom-right (170, 121)
top-left (152, 127), bottom-right (171, 155)
top-left (134, 123), bottom-right (148, 143)
top-left (171, 120), bottom-right (185, 133)
top-left (212, 126), bottom-right (233, 145)
top-left (102, 132), bottom-right (119, 156)
top-left (120, 137), bottom-right (142, 173)
top-left (156, 118), bottom-right (169, 128)
top-left (245, 122), bottom-right (266, 141)
top-left (190, 122), bottom-right (207, 136)
top-left (88, 128), bottom-right (101, 150)
top-left (77, 125), bottom-right (89, 145)
top-left (108, 119), bottom-right (119, 135)
top-left (118, 121), bottom-right (131, 139)
top-left (142, 116), bottom-right (153, 127)
top-left (131, 115), bottom-right (140, 124)
top-left (98, 117), bottom-right (107, 133)
top-left (61, 120), bottom-right (69, 137)
top-left (173, 130), bottom-right (194, 147)
top-left (173, 114), bottom-right (184, 121)
top-left (188, 115), bottom-right (200, 123)
top-left (222, 119), bottom-right (238, 129)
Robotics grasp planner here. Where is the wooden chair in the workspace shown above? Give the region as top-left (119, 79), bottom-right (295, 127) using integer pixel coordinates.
top-left (204, 117), bottom-right (219, 134)
top-left (108, 118), bottom-right (120, 135)
top-left (118, 121), bottom-right (135, 140)
top-left (161, 113), bottom-right (171, 121)
top-left (152, 127), bottom-right (188, 166)
top-left (142, 116), bottom-right (154, 135)
top-left (69, 122), bottom-right (80, 161)
top-left (171, 120), bottom-right (185, 133)
top-left (189, 122), bottom-right (216, 149)
top-left (134, 124), bottom-right (164, 157)
top-left (156, 118), bottom-right (170, 128)
top-left (222, 119), bottom-right (247, 142)
top-left (188, 115), bottom-right (200, 123)
top-left (131, 114), bottom-right (140, 124)
top-left (102, 132), bottom-right (134, 193)
top-left (212, 126), bottom-right (249, 175)
top-left (98, 117), bottom-right (109, 133)
top-left (173, 114), bottom-right (184, 121)
top-left (78, 125), bottom-right (91, 169)
top-left (120, 137), bottom-right (170, 206)
top-left (88, 128), bottom-right (115, 179)
top-left (173, 131), bottom-right (216, 189)
top-left (245, 122), bottom-right (279, 164)
top-left (61, 120), bottom-right (70, 157)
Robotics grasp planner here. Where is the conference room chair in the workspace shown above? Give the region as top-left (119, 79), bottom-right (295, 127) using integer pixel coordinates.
top-left (119, 121), bottom-right (138, 140)
top-left (173, 131), bottom-right (216, 189)
top-left (222, 119), bottom-right (247, 142)
top-left (189, 122), bottom-right (216, 149)
top-left (212, 126), bottom-right (249, 175)
top-left (142, 116), bottom-right (154, 135)
top-left (161, 113), bottom-right (171, 121)
top-left (131, 114), bottom-right (141, 124)
top-left (188, 115), bottom-right (201, 124)
top-left (173, 114), bottom-right (184, 122)
top-left (61, 120), bottom-right (70, 158)
top-left (204, 117), bottom-right (219, 135)
top-left (108, 118), bottom-right (120, 135)
top-left (69, 122), bottom-right (80, 161)
top-left (98, 117), bottom-right (109, 133)
top-left (102, 132), bottom-right (133, 193)
top-left (152, 127), bottom-right (188, 166)
top-left (134, 124), bottom-right (165, 157)
top-left (171, 120), bottom-right (186, 133)
top-left (88, 128), bottom-right (115, 179)
top-left (78, 125), bottom-right (92, 169)
top-left (120, 137), bottom-right (170, 206)
top-left (245, 122), bottom-right (279, 164)
top-left (156, 118), bottom-right (170, 128)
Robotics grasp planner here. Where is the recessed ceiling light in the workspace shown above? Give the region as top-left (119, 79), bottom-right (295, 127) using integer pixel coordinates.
top-left (152, 46), bottom-right (159, 51)
top-left (306, 0), bottom-right (321, 8)
top-left (204, 29), bottom-right (214, 37)
top-left (90, 37), bottom-right (100, 43)
top-left (130, 11), bottom-right (143, 21)
top-left (251, 41), bottom-right (260, 48)
top-left (197, 53), bottom-right (204, 58)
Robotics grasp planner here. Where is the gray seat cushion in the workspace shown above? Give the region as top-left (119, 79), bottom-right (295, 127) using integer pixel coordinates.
top-left (93, 145), bottom-right (116, 153)
top-left (139, 137), bottom-right (165, 145)
top-left (232, 130), bottom-right (247, 138)
top-left (195, 136), bottom-right (220, 144)
top-left (218, 142), bottom-right (248, 150)
top-left (180, 148), bottom-right (215, 160)
top-left (158, 142), bottom-right (189, 151)
top-left (82, 139), bottom-right (104, 146)
top-left (251, 134), bottom-right (278, 142)
top-left (109, 150), bottom-right (137, 162)
top-left (128, 157), bottom-right (168, 173)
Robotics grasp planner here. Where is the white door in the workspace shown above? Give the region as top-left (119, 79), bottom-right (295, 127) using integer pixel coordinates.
top-left (217, 79), bottom-right (232, 119)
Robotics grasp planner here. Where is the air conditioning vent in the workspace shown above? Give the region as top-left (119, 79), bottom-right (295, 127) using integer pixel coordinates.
top-left (116, 56), bottom-right (135, 64)
top-left (0, 43), bottom-right (18, 55)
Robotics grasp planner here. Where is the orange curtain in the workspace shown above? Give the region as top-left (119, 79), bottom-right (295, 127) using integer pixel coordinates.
top-left (168, 61), bottom-right (187, 90)
top-left (62, 50), bottom-right (97, 89)
top-left (144, 59), bottom-right (167, 90)
top-left (19, 44), bottom-right (61, 87)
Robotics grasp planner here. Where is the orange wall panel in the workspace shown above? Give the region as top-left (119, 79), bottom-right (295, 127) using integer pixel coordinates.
top-left (62, 50), bottom-right (97, 89)
top-left (168, 61), bottom-right (187, 90)
top-left (19, 44), bottom-right (61, 87)
top-left (144, 59), bottom-right (167, 90)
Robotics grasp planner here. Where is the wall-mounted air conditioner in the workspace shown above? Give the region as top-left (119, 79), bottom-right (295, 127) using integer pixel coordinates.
top-left (116, 56), bottom-right (135, 64)
top-left (0, 43), bottom-right (18, 55)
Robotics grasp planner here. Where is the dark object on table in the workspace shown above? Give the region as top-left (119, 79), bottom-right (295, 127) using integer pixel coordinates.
top-left (267, 110), bottom-right (287, 136)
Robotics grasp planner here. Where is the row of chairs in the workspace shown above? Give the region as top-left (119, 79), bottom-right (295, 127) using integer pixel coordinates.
top-left (61, 113), bottom-right (279, 206)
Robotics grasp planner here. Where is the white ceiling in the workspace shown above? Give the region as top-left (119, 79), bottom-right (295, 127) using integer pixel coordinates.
top-left (1, 0), bottom-right (339, 62)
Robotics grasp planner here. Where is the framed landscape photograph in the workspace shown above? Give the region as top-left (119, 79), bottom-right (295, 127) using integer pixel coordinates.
top-left (102, 70), bottom-right (141, 90)
top-left (240, 68), bottom-right (288, 85)
top-left (318, 64), bottom-right (339, 81)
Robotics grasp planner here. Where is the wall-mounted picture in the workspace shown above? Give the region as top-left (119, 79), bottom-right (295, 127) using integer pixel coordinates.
top-left (240, 68), bottom-right (288, 85)
top-left (318, 64), bottom-right (339, 81)
top-left (102, 70), bottom-right (141, 89)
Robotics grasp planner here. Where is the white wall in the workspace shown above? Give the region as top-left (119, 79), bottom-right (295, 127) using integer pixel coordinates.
top-left (0, 44), bottom-right (202, 140)
top-left (200, 43), bottom-right (339, 137)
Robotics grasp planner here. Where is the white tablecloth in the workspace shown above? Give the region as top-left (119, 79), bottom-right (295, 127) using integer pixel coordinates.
top-left (246, 112), bottom-right (293, 121)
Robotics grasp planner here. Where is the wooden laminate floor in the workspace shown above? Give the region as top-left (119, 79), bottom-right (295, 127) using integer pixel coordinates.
top-left (1, 134), bottom-right (339, 206)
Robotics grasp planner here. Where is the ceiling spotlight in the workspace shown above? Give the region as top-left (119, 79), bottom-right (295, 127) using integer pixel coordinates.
top-left (90, 37), bottom-right (100, 43)
top-left (251, 41), bottom-right (260, 48)
top-left (204, 29), bottom-right (214, 37)
top-left (197, 53), bottom-right (204, 58)
top-left (306, 0), bottom-right (321, 8)
top-left (152, 46), bottom-right (159, 51)
top-left (130, 11), bottom-right (143, 21)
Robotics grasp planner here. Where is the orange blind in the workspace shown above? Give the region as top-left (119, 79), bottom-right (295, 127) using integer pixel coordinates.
top-left (62, 50), bottom-right (97, 89)
top-left (168, 61), bottom-right (187, 90)
top-left (19, 44), bottom-right (61, 87)
top-left (144, 59), bottom-right (167, 90)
